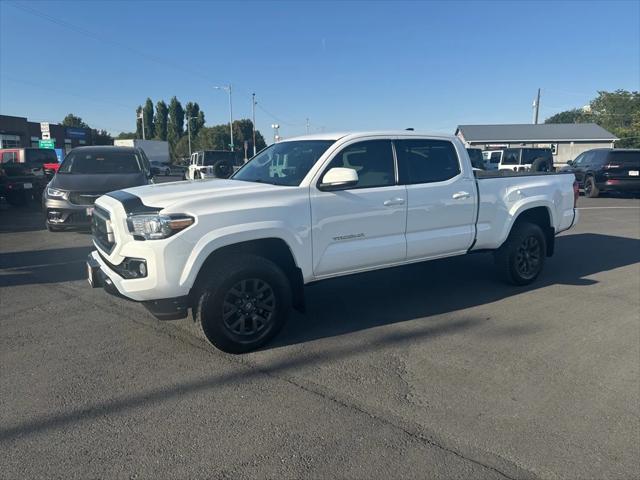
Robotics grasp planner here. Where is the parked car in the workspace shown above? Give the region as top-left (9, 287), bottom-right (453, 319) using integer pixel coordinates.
top-left (185, 150), bottom-right (237, 180)
top-left (0, 153), bottom-right (48, 206)
top-left (87, 131), bottom-right (579, 353)
top-left (466, 148), bottom-right (485, 170)
top-left (482, 150), bottom-right (502, 170)
top-left (499, 148), bottom-right (553, 172)
top-left (0, 147), bottom-right (60, 176)
top-left (150, 161), bottom-right (171, 176)
top-left (562, 148), bottom-right (640, 198)
top-left (43, 146), bottom-right (153, 231)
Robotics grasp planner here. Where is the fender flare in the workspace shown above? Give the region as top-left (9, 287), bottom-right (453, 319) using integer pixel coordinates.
top-left (178, 222), bottom-right (306, 290)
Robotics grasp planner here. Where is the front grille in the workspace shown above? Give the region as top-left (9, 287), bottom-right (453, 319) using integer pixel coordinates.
top-left (69, 192), bottom-right (103, 206)
top-left (92, 206), bottom-right (115, 253)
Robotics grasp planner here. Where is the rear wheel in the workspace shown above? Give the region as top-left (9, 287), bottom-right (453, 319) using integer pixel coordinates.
top-left (495, 222), bottom-right (546, 285)
top-left (531, 157), bottom-right (551, 172)
top-left (584, 176), bottom-right (599, 198)
top-left (194, 254), bottom-right (291, 353)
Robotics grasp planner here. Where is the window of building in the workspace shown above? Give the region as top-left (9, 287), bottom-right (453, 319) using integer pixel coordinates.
top-left (396, 139), bottom-right (461, 184)
top-left (324, 140), bottom-right (395, 189)
top-left (0, 134), bottom-right (21, 149)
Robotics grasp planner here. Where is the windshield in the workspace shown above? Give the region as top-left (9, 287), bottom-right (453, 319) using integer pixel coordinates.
top-left (58, 150), bottom-right (143, 174)
top-left (232, 140), bottom-right (335, 186)
top-left (25, 149), bottom-right (58, 164)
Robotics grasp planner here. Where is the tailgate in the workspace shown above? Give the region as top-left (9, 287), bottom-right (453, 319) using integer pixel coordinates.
top-left (604, 151), bottom-right (640, 179)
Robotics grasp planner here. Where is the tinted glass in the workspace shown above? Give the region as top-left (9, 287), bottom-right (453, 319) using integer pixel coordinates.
top-left (397, 139), bottom-right (460, 184)
top-left (502, 149), bottom-right (520, 165)
top-left (522, 149), bottom-right (551, 164)
top-left (25, 149), bottom-right (57, 164)
top-left (233, 140), bottom-right (334, 186)
top-left (608, 150), bottom-right (640, 168)
top-left (58, 150), bottom-right (143, 174)
top-left (466, 149), bottom-right (484, 169)
top-left (325, 140), bottom-right (395, 188)
top-left (490, 152), bottom-right (501, 163)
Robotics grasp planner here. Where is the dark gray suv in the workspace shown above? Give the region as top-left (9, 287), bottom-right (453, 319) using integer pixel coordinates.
top-left (43, 146), bottom-right (152, 231)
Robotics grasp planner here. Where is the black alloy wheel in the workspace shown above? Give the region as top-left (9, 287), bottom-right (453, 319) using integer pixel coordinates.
top-left (222, 278), bottom-right (276, 337)
top-left (515, 235), bottom-right (542, 280)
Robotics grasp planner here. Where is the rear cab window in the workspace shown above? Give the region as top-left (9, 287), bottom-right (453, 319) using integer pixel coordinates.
top-left (396, 139), bottom-right (460, 184)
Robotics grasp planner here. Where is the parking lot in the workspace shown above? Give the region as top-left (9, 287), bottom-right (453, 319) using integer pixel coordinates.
top-left (1, 184), bottom-right (639, 479)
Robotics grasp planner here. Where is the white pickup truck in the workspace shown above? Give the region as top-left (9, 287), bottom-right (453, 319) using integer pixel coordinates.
top-left (88, 131), bottom-right (579, 353)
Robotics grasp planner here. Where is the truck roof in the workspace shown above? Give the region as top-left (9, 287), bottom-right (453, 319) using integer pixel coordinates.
top-left (282, 131), bottom-right (458, 142)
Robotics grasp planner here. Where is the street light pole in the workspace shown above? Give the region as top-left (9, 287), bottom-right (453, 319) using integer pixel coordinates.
top-left (214, 84), bottom-right (234, 151)
top-left (252, 93), bottom-right (257, 156)
top-left (186, 115), bottom-right (192, 158)
top-left (138, 111), bottom-right (146, 140)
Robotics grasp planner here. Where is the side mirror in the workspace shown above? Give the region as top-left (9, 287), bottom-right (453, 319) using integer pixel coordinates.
top-left (319, 167), bottom-right (359, 191)
top-left (566, 160), bottom-right (574, 166)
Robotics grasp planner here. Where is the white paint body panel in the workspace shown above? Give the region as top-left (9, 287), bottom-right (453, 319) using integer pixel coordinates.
top-left (92, 131), bottom-right (578, 302)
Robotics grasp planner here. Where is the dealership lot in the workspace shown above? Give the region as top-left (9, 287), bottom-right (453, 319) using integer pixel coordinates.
top-left (1, 188), bottom-right (639, 479)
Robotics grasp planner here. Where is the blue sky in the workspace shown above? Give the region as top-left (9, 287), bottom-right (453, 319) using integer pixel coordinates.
top-left (1, 0), bottom-right (638, 141)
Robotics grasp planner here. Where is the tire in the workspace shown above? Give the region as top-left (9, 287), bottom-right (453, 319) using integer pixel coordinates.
top-left (165, 169), bottom-right (171, 176)
top-left (584, 176), bottom-right (599, 198)
top-left (213, 160), bottom-right (233, 179)
top-left (194, 171), bottom-right (201, 180)
top-left (530, 157), bottom-right (551, 172)
top-left (495, 222), bottom-right (546, 286)
top-left (194, 254), bottom-right (291, 353)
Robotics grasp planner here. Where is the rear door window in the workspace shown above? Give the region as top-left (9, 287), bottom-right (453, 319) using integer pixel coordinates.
top-left (396, 139), bottom-right (460, 184)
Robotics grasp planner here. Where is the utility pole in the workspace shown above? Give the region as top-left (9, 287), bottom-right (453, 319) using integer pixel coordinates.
top-left (138, 111), bottom-right (146, 140)
top-left (186, 115), bottom-right (192, 158)
top-left (306, 117), bottom-right (310, 134)
top-left (533, 88), bottom-right (541, 124)
top-left (252, 93), bottom-right (257, 156)
top-left (214, 84), bottom-right (234, 151)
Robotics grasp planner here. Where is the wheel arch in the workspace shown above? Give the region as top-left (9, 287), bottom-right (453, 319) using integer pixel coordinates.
top-left (506, 205), bottom-right (555, 257)
top-left (189, 237), bottom-right (305, 312)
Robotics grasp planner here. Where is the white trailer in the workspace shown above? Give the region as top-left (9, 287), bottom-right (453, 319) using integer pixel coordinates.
top-left (114, 139), bottom-right (170, 164)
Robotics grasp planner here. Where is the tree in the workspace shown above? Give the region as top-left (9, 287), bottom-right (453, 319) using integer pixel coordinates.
top-left (117, 131), bottom-right (137, 139)
top-left (545, 90), bottom-right (640, 148)
top-left (167, 96), bottom-right (185, 141)
top-left (544, 109), bottom-right (585, 124)
top-left (173, 135), bottom-right (192, 160)
top-left (185, 102), bottom-right (205, 139)
top-left (61, 114), bottom-right (89, 129)
top-left (142, 98), bottom-right (155, 139)
top-left (154, 100), bottom-right (168, 141)
top-left (91, 129), bottom-right (113, 145)
top-left (135, 105), bottom-right (143, 139)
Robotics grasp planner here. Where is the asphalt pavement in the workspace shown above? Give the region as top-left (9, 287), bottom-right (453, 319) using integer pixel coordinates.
top-left (1, 181), bottom-right (639, 479)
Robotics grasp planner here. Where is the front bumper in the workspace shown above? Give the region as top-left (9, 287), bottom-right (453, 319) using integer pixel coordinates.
top-left (43, 197), bottom-right (94, 226)
top-left (87, 251), bottom-right (190, 320)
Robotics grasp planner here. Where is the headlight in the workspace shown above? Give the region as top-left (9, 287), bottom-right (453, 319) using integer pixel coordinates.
top-left (127, 214), bottom-right (194, 240)
top-left (47, 187), bottom-right (68, 199)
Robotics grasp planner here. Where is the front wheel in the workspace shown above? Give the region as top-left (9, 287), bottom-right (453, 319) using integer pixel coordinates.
top-left (495, 222), bottom-right (546, 285)
top-left (194, 254), bottom-right (291, 353)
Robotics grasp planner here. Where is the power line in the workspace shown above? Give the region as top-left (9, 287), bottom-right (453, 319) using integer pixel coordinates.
top-left (7, 1), bottom-right (214, 82)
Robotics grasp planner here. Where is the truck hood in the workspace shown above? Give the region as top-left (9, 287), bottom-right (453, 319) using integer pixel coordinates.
top-left (119, 178), bottom-right (287, 210)
top-left (51, 173), bottom-right (147, 192)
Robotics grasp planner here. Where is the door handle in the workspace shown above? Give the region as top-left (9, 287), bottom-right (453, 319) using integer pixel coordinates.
top-left (383, 197), bottom-right (405, 206)
top-left (452, 191), bottom-right (471, 200)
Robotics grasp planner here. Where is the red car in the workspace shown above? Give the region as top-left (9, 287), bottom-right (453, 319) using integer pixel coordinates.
top-left (0, 147), bottom-right (60, 175)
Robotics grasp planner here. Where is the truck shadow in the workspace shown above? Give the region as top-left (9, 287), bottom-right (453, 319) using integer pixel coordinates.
top-left (272, 233), bottom-right (640, 348)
